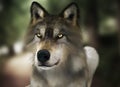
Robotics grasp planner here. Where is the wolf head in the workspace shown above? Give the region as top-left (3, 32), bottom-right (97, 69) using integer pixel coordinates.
top-left (25, 2), bottom-right (85, 70)
top-left (24, 2), bottom-right (99, 87)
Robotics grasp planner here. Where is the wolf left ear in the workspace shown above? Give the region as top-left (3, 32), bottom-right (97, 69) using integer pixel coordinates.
top-left (30, 2), bottom-right (48, 22)
top-left (60, 3), bottom-right (79, 25)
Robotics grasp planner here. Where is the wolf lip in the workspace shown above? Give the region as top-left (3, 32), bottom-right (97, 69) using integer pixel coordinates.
top-left (39, 64), bottom-right (51, 67)
top-left (38, 60), bottom-right (60, 67)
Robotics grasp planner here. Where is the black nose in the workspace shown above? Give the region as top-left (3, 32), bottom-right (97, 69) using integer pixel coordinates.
top-left (37, 49), bottom-right (50, 63)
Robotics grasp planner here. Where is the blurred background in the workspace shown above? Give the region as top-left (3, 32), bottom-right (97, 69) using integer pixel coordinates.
top-left (0, 0), bottom-right (119, 87)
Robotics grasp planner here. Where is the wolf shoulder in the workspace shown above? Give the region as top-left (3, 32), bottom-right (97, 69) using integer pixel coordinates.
top-left (84, 46), bottom-right (99, 75)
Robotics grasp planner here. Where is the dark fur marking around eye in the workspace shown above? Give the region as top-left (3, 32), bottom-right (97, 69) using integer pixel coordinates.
top-left (56, 34), bottom-right (64, 39)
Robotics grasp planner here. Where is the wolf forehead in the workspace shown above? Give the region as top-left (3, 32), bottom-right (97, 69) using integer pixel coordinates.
top-left (32, 16), bottom-right (68, 29)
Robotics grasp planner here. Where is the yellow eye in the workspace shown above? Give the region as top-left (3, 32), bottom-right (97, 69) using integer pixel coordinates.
top-left (36, 33), bottom-right (42, 38)
top-left (57, 34), bottom-right (64, 39)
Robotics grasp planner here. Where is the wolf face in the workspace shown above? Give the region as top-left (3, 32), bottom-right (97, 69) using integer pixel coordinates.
top-left (25, 2), bottom-right (84, 71)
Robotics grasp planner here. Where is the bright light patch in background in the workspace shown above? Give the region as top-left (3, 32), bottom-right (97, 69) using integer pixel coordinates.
top-left (99, 17), bottom-right (117, 35)
top-left (0, 46), bottom-right (9, 56)
top-left (13, 41), bottom-right (24, 54)
top-left (4, 52), bottom-right (33, 76)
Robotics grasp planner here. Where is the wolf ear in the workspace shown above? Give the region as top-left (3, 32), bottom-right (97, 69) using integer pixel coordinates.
top-left (60, 3), bottom-right (79, 25)
top-left (30, 2), bottom-right (48, 22)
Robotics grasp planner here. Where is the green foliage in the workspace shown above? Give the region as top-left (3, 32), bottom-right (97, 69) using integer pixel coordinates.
top-left (0, 0), bottom-right (29, 46)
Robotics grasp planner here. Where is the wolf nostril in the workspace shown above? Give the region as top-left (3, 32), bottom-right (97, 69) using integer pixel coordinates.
top-left (37, 49), bottom-right (50, 63)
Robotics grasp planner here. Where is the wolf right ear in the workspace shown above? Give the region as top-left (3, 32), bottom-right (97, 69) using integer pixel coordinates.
top-left (30, 2), bottom-right (48, 23)
top-left (60, 3), bottom-right (79, 26)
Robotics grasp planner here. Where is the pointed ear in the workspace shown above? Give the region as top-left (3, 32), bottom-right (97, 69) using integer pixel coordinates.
top-left (60, 3), bottom-right (79, 25)
top-left (30, 2), bottom-right (48, 22)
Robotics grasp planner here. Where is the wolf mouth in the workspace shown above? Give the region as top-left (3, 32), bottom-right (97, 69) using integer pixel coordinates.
top-left (38, 59), bottom-right (60, 68)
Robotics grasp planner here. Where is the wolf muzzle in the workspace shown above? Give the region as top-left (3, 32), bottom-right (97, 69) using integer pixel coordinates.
top-left (37, 49), bottom-right (50, 63)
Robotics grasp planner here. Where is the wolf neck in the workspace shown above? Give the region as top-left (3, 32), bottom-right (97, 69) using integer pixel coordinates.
top-left (30, 63), bottom-right (88, 87)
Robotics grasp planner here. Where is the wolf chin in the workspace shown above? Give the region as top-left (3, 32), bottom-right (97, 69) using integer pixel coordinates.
top-left (25, 1), bottom-right (99, 87)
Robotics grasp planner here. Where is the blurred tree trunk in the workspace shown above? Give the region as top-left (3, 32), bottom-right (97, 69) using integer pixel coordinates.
top-left (85, 0), bottom-right (99, 49)
top-left (8, 45), bottom-right (15, 56)
top-left (117, 0), bottom-right (120, 54)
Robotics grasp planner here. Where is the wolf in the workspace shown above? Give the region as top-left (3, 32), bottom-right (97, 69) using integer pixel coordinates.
top-left (25, 1), bottom-right (99, 87)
